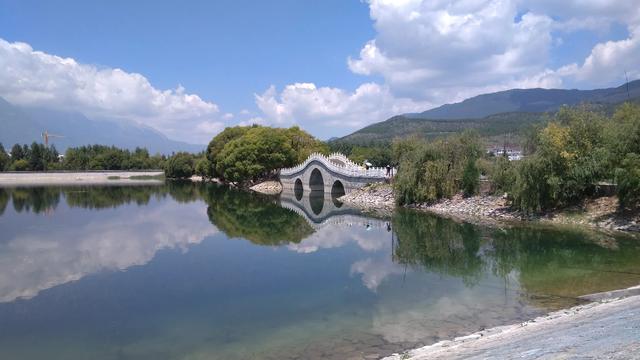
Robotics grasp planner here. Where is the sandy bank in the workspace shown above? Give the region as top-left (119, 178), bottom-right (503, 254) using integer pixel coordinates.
top-left (385, 289), bottom-right (640, 360)
top-left (0, 171), bottom-right (164, 186)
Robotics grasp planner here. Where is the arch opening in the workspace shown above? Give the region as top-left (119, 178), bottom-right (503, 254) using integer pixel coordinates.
top-left (294, 178), bottom-right (303, 201)
top-left (309, 168), bottom-right (324, 192)
top-left (331, 180), bottom-right (345, 208)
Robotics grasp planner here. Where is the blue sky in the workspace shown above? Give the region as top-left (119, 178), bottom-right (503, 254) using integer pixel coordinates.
top-left (0, 0), bottom-right (373, 112)
top-left (1, 0), bottom-right (639, 143)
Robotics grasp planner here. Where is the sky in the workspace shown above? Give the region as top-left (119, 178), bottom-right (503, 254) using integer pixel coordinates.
top-left (1, 0), bottom-right (639, 144)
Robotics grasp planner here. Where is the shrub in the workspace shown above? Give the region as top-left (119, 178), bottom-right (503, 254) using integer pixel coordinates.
top-left (615, 153), bottom-right (640, 210)
top-left (164, 152), bottom-right (195, 179)
top-left (195, 158), bottom-right (214, 179)
top-left (462, 158), bottom-right (480, 197)
top-left (10, 159), bottom-right (29, 171)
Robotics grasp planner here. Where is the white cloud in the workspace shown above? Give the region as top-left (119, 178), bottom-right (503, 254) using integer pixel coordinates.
top-left (0, 38), bottom-right (227, 144)
top-left (255, 82), bottom-right (430, 137)
top-left (558, 25), bottom-right (640, 83)
top-left (256, 0), bottom-right (640, 136)
top-left (348, 0), bottom-right (558, 103)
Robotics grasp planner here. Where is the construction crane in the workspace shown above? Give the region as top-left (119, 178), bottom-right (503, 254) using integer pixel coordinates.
top-left (42, 130), bottom-right (64, 147)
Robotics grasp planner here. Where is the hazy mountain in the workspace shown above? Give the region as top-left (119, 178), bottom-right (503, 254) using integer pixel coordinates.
top-left (0, 97), bottom-right (203, 154)
top-left (337, 81), bottom-right (640, 145)
top-left (406, 80), bottom-right (640, 120)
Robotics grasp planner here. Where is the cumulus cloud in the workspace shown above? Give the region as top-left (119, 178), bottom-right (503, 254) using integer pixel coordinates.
top-left (255, 82), bottom-right (430, 137)
top-left (0, 38), bottom-right (227, 144)
top-left (256, 0), bottom-right (640, 135)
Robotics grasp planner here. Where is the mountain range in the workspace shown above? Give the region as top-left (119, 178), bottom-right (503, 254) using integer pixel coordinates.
top-left (337, 80), bottom-right (640, 145)
top-left (0, 97), bottom-right (202, 154)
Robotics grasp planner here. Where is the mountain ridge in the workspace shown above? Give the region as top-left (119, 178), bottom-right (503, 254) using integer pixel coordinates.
top-left (337, 80), bottom-right (640, 145)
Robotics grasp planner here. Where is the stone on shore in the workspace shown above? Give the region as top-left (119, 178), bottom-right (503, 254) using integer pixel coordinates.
top-left (250, 181), bottom-right (283, 195)
top-left (338, 183), bottom-right (395, 214)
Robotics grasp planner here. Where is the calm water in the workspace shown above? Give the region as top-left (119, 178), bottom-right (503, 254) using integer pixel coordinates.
top-left (0, 183), bottom-right (639, 360)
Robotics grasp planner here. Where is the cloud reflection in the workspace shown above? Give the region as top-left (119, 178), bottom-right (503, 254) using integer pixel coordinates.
top-left (0, 200), bottom-right (216, 303)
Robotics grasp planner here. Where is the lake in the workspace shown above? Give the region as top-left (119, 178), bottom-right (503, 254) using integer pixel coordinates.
top-left (0, 182), bottom-right (639, 360)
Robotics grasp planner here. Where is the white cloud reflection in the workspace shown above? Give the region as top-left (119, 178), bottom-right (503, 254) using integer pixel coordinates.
top-left (0, 200), bottom-right (217, 303)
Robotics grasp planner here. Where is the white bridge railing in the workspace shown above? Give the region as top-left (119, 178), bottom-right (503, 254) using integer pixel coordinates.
top-left (280, 152), bottom-right (390, 178)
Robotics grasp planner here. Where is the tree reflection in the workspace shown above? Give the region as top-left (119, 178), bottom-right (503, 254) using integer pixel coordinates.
top-left (0, 188), bottom-right (8, 216)
top-left (392, 209), bottom-right (485, 286)
top-left (203, 185), bottom-right (314, 246)
top-left (392, 209), bottom-right (640, 305)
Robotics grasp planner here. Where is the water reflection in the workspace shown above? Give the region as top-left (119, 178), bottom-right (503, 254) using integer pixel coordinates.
top-left (0, 183), bottom-right (639, 360)
top-left (0, 183), bottom-right (216, 303)
top-left (203, 185), bottom-right (314, 246)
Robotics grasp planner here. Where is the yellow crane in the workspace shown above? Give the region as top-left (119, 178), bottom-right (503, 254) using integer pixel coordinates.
top-left (42, 130), bottom-right (64, 147)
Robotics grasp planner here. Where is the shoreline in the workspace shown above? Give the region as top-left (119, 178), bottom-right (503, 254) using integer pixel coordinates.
top-left (339, 183), bottom-right (640, 234)
top-left (384, 286), bottom-right (640, 360)
top-left (0, 171), bottom-right (165, 186)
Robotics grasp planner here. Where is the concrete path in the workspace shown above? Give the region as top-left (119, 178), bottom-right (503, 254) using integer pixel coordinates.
top-left (385, 294), bottom-right (640, 360)
top-left (0, 171), bottom-right (164, 186)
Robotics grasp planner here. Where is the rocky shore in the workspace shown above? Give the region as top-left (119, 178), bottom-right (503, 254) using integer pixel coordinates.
top-left (250, 181), bottom-right (283, 195)
top-left (335, 183), bottom-right (639, 234)
top-left (337, 183), bottom-right (394, 215)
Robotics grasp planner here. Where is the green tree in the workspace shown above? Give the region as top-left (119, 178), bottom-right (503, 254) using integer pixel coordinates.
top-left (29, 142), bottom-right (45, 171)
top-left (164, 152), bottom-right (195, 179)
top-left (615, 153), bottom-right (640, 209)
top-left (216, 127), bottom-right (297, 183)
top-left (462, 158), bottom-right (480, 197)
top-left (0, 143), bottom-right (9, 171)
top-left (10, 144), bottom-right (24, 161)
top-left (393, 131), bottom-right (482, 205)
top-left (10, 159), bottom-right (29, 171)
top-left (195, 157), bottom-right (214, 179)
top-left (511, 107), bottom-right (609, 213)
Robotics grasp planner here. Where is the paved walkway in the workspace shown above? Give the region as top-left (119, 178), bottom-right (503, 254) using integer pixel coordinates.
top-left (0, 171), bottom-right (164, 186)
top-left (385, 294), bottom-right (640, 360)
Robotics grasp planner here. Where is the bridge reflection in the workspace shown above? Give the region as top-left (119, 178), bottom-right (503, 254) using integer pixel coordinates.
top-left (279, 188), bottom-right (388, 231)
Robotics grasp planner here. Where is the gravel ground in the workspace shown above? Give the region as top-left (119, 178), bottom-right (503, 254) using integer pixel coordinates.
top-left (384, 292), bottom-right (640, 360)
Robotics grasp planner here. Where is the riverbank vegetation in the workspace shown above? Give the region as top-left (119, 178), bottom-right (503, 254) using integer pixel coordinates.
top-left (393, 103), bottom-right (640, 214)
top-left (393, 131), bottom-right (482, 205)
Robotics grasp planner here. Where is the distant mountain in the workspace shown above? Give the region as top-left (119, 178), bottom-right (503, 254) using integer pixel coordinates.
top-left (0, 97), bottom-right (202, 154)
top-left (337, 112), bottom-right (547, 145)
top-left (336, 81), bottom-right (640, 145)
top-left (406, 80), bottom-right (640, 120)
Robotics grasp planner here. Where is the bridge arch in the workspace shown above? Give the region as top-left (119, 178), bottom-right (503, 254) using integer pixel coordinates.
top-left (279, 153), bottom-right (391, 196)
top-left (309, 168), bottom-right (324, 192)
top-left (294, 178), bottom-right (303, 200)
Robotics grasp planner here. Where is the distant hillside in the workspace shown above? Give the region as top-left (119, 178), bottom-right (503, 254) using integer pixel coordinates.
top-left (0, 97), bottom-right (202, 154)
top-left (406, 80), bottom-right (640, 119)
top-left (337, 112), bottom-right (547, 145)
top-left (336, 81), bottom-right (640, 146)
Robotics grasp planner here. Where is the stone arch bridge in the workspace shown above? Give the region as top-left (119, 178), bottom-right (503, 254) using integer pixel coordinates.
top-left (279, 153), bottom-right (390, 197)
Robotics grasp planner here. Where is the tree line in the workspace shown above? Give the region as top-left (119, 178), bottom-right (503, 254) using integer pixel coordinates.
top-left (392, 103), bottom-right (640, 212)
top-left (0, 143), bottom-right (169, 172)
